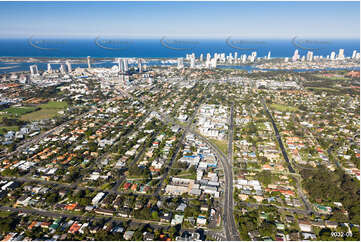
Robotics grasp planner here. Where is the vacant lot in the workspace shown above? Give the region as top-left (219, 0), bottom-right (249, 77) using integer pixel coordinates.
top-left (210, 138), bottom-right (228, 155)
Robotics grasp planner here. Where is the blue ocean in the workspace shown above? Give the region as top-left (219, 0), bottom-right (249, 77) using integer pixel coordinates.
top-left (0, 38), bottom-right (359, 58)
top-left (0, 38), bottom-right (359, 73)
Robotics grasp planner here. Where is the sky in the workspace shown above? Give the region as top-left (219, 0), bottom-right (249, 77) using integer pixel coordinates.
top-left (0, 1), bottom-right (359, 39)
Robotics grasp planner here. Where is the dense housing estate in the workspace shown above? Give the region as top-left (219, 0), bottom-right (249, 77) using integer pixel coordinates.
top-left (0, 51), bottom-right (359, 241)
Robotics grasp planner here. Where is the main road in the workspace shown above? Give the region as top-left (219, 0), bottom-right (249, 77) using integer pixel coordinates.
top-left (154, 83), bottom-right (209, 195)
top-left (259, 95), bottom-right (295, 173)
top-left (228, 103), bottom-right (234, 166)
top-left (259, 95), bottom-right (316, 214)
top-left (164, 100), bottom-right (239, 241)
top-left (187, 127), bottom-right (239, 241)
top-left (150, 96), bottom-right (240, 240)
top-left (225, 102), bottom-right (240, 241)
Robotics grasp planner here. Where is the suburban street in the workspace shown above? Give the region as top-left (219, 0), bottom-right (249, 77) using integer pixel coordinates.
top-left (0, 205), bottom-right (221, 240)
top-left (259, 94), bottom-right (317, 215)
top-left (1, 96), bottom-right (123, 160)
top-left (149, 96), bottom-right (240, 241)
top-left (260, 95), bottom-right (295, 173)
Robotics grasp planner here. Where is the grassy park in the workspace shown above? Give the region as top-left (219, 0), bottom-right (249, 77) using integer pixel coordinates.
top-left (0, 101), bottom-right (68, 126)
top-left (21, 101), bottom-right (68, 121)
top-left (270, 103), bottom-right (298, 112)
top-left (312, 74), bottom-right (350, 81)
top-left (0, 106), bottom-right (38, 117)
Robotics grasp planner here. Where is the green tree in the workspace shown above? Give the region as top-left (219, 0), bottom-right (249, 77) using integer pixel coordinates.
top-left (151, 211), bottom-right (159, 220)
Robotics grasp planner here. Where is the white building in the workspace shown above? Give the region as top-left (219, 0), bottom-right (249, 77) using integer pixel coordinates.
top-left (47, 63), bottom-right (52, 73)
top-left (66, 60), bottom-right (72, 72)
top-left (292, 50), bottom-right (299, 61)
top-left (87, 56), bottom-right (91, 68)
top-left (30, 65), bottom-right (39, 75)
top-left (352, 50), bottom-right (357, 59)
top-left (190, 57), bottom-right (195, 68)
top-left (337, 49), bottom-right (345, 60)
top-left (306, 51), bottom-right (313, 61)
top-left (92, 192), bottom-right (105, 205)
top-left (177, 58), bottom-right (184, 69)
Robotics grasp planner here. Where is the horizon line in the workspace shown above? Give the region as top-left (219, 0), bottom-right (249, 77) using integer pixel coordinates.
top-left (0, 36), bottom-right (360, 40)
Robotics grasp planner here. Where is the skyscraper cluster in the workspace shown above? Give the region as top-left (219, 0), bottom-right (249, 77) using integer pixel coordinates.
top-left (290, 49), bottom-right (359, 62)
top-left (183, 51), bottom-right (267, 69)
top-left (31, 60), bottom-right (74, 76)
top-left (185, 48), bottom-right (359, 67)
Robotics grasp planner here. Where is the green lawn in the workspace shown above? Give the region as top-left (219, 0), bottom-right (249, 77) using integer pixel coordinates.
top-left (21, 109), bottom-right (63, 121)
top-left (175, 169), bottom-right (192, 176)
top-left (0, 125), bottom-right (19, 135)
top-left (305, 87), bottom-right (337, 92)
top-left (1, 106), bottom-right (38, 116)
top-left (20, 101), bottom-right (67, 121)
top-left (256, 122), bottom-right (266, 130)
top-left (0, 101), bottom-right (68, 121)
top-left (178, 174), bottom-right (196, 180)
top-left (100, 182), bottom-right (113, 190)
top-left (312, 74), bottom-right (350, 81)
top-left (0, 210), bottom-right (12, 218)
top-left (210, 138), bottom-right (228, 155)
top-left (39, 101), bottom-right (68, 109)
top-left (270, 103), bottom-right (298, 112)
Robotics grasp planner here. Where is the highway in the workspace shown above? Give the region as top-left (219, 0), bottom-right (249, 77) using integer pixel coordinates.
top-left (228, 103), bottom-right (234, 166)
top-left (151, 101), bottom-right (240, 240)
top-left (225, 102), bottom-right (240, 241)
top-left (188, 128), bottom-right (239, 241)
